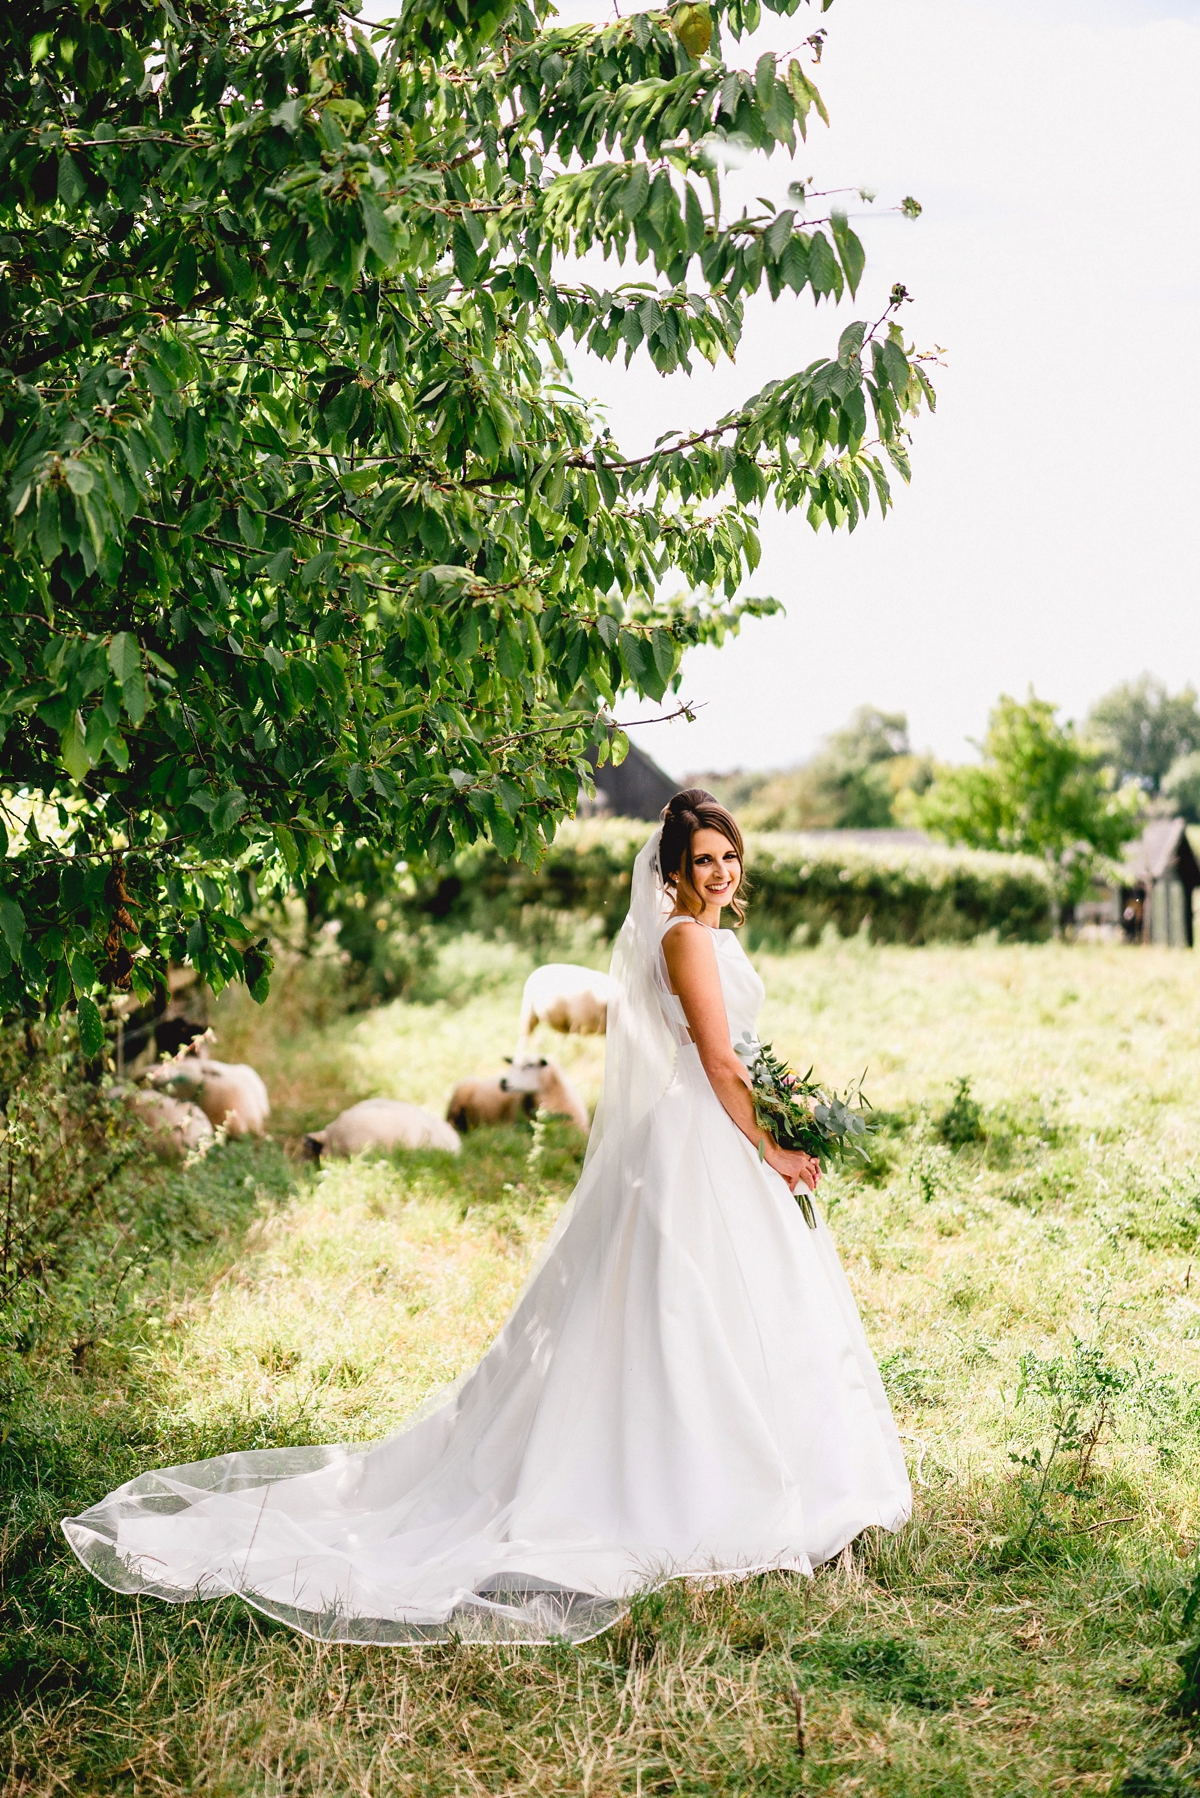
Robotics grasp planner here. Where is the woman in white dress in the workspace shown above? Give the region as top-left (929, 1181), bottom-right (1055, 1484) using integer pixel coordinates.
top-left (63, 790), bottom-right (911, 1644)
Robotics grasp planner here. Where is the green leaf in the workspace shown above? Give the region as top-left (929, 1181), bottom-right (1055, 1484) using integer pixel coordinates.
top-left (242, 937), bottom-right (274, 1004)
top-left (36, 486), bottom-right (61, 562)
top-left (785, 59), bottom-right (830, 137)
top-left (837, 320), bottom-right (866, 366)
top-left (180, 498), bottom-right (218, 536)
top-left (489, 800), bottom-right (518, 858)
top-left (452, 221), bottom-right (480, 283)
top-left (173, 241), bottom-right (198, 309)
top-left (0, 897), bottom-right (25, 964)
top-left (684, 183), bottom-right (707, 256)
top-left (182, 408), bottom-right (206, 480)
top-left (361, 192), bottom-right (394, 263)
top-left (60, 712), bottom-right (91, 781)
top-left (732, 457), bottom-right (762, 504)
top-left (831, 213), bottom-right (866, 298)
top-left (881, 337), bottom-right (910, 392)
top-left (107, 631), bottom-right (141, 685)
top-left (121, 663), bottom-right (148, 725)
top-left (620, 164), bottom-right (650, 221)
top-left (57, 153), bottom-right (87, 209)
top-left (274, 824), bottom-right (299, 874)
top-left (76, 993), bottom-right (105, 1058)
top-left (210, 788), bottom-right (248, 834)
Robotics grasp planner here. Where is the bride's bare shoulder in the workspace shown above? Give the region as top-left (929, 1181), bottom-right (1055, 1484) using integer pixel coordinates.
top-left (661, 917), bottom-right (715, 962)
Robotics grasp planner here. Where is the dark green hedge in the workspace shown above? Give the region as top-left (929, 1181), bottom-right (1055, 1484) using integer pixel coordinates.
top-left (400, 822), bottom-right (1053, 947)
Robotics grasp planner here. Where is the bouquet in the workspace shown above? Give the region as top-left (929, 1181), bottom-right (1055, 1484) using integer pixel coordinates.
top-left (734, 1033), bottom-right (874, 1228)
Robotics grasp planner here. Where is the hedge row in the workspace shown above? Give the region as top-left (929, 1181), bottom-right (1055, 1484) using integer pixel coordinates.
top-left (403, 822), bottom-right (1054, 947)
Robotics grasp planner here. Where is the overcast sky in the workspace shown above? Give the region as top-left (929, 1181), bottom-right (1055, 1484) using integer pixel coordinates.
top-left (550, 0), bottom-right (1200, 777)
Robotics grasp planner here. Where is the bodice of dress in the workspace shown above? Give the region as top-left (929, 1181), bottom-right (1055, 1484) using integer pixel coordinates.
top-left (658, 922), bottom-right (765, 1050)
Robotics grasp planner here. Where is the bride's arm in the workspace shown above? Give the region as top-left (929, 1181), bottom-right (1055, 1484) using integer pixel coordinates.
top-left (663, 923), bottom-right (819, 1194)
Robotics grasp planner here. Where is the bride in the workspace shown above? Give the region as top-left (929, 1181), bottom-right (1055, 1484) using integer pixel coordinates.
top-left (64, 789), bottom-right (911, 1643)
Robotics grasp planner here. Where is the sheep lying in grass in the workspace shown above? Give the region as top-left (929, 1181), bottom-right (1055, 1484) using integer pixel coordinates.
top-left (145, 1054), bottom-right (270, 1138)
top-left (131, 1089), bottom-right (215, 1160)
top-left (447, 1057), bottom-right (589, 1134)
top-left (305, 1098), bottom-right (461, 1161)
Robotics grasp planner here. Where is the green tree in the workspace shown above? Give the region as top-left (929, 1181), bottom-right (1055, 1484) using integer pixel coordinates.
top-left (916, 694), bottom-right (1140, 907)
top-left (0, 0), bottom-right (935, 1037)
top-left (734, 705), bottom-right (931, 830)
top-left (1161, 752), bottom-right (1200, 825)
top-left (817, 704), bottom-right (916, 828)
top-left (1087, 675), bottom-right (1200, 794)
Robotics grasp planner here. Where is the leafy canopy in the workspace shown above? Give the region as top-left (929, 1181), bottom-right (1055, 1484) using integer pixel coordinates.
top-left (0, 0), bottom-right (935, 1036)
top-left (917, 693), bottom-right (1140, 902)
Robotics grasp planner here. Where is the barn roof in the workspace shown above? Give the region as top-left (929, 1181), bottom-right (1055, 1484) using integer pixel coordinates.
top-left (586, 739), bottom-right (677, 820)
top-left (1125, 817), bottom-right (1200, 886)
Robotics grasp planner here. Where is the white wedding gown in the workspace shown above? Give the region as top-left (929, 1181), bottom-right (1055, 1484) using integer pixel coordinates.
top-left (64, 833), bottom-right (911, 1644)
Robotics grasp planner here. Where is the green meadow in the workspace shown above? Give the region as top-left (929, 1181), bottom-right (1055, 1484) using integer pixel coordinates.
top-left (5, 935), bottom-right (1200, 1795)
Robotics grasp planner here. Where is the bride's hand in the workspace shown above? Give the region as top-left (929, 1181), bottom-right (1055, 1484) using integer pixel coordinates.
top-left (769, 1147), bottom-right (821, 1194)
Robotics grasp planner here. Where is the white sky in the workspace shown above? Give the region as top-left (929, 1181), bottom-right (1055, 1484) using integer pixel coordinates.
top-left (550, 0), bottom-right (1200, 777)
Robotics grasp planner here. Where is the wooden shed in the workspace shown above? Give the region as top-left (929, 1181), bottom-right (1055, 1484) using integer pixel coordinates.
top-left (1122, 818), bottom-right (1200, 946)
top-left (582, 740), bottom-right (678, 821)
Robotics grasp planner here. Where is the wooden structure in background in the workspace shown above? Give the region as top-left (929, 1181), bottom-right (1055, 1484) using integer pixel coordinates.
top-left (1123, 818), bottom-right (1200, 946)
top-left (581, 740), bottom-right (678, 821)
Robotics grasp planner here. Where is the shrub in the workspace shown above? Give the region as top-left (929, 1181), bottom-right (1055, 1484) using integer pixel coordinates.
top-left (0, 1022), bottom-right (134, 1308)
top-left (390, 821), bottom-right (1054, 949)
top-left (745, 832), bottom-right (1053, 946)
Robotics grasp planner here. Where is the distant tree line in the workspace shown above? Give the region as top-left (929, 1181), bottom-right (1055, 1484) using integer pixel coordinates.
top-left (697, 675), bottom-right (1200, 909)
top-left (693, 705), bottom-right (935, 831)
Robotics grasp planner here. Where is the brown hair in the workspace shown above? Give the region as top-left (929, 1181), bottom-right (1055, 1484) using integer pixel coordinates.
top-left (658, 788), bottom-right (748, 926)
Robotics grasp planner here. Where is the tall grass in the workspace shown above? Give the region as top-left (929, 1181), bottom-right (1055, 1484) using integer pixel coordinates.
top-left (5, 937), bottom-right (1200, 1794)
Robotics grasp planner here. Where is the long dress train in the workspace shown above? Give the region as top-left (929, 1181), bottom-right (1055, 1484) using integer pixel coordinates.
top-left (63, 832), bottom-right (911, 1644)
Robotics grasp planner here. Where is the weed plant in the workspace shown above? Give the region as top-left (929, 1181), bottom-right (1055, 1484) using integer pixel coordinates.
top-left (5, 938), bottom-right (1200, 1793)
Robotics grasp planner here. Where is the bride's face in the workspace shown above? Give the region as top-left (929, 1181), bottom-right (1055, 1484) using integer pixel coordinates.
top-left (689, 828), bottom-right (742, 912)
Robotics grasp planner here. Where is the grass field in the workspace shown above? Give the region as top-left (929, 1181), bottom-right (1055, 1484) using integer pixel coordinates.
top-left (6, 934), bottom-right (1200, 1795)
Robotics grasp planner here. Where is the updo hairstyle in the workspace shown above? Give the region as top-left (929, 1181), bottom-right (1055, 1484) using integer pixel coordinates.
top-left (658, 788), bottom-right (748, 926)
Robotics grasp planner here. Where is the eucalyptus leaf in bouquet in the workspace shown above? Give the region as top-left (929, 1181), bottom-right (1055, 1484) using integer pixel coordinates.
top-left (734, 1033), bottom-right (874, 1227)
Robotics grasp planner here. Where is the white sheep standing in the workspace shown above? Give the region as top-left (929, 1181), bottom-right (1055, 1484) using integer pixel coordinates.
top-left (516, 963), bottom-right (616, 1057)
top-left (305, 1099), bottom-right (461, 1161)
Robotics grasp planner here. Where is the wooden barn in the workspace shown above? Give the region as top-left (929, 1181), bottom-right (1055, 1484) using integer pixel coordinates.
top-left (1074, 818), bottom-right (1200, 945)
top-left (1123, 818), bottom-right (1200, 946)
top-left (581, 740), bottom-right (678, 821)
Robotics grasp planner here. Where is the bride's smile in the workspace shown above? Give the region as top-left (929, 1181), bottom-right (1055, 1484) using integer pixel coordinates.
top-left (685, 830), bottom-right (743, 923)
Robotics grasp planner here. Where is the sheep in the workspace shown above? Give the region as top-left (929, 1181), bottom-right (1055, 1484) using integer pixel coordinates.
top-left (131, 1089), bottom-right (215, 1160)
top-left (516, 963), bottom-right (616, 1054)
top-left (305, 1099), bottom-right (461, 1161)
top-left (447, 1057), bottom-right (589, 1134)
top-left (145, 1054), bottom-right (270, 1138)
